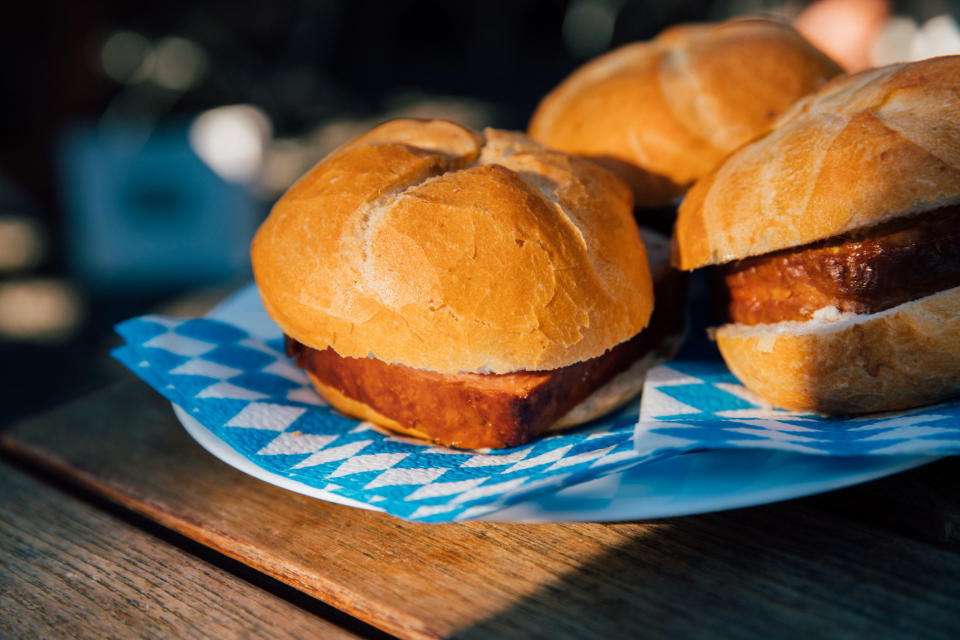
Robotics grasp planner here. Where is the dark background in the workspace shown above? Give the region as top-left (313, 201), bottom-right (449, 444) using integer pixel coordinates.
top-left (1, 0), bottom-right (957, 424)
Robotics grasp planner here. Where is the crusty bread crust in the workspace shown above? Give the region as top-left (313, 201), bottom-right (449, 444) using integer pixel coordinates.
top-left (675, 56), bottom-right (960, 270)
top-left (528, 18), bottom-right (840, 206)
top-left (714, 286), bottom-right (960, 414)
top-left (252, 119), bottom-right (653, 375)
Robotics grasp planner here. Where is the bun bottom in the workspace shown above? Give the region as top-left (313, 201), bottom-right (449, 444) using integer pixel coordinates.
top-left (308, 343), bottom-right (676, 448)
top-left (715, 286), bottom-right (960, 414)
top-left (308, 374), bottom-right (432, 441)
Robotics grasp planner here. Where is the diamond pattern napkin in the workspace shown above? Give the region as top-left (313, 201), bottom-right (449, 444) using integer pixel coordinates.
top-left (113, 316), bottom-right (678, 522)
top-left (638, 361), bottom-right (960, 457)
top-left (114, 311), bottom-right (960, 523)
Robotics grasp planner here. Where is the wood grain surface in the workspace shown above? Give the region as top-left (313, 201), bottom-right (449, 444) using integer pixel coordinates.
top-left (0, 460), bottom-right (361, 640)
top-left (3, 380), bottom-right (960, 640)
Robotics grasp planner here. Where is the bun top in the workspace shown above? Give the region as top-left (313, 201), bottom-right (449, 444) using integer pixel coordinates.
top-left (251, 119), bottom-right (653, 375)
top-left (674, 56), bottom-right (960, 270)
top-left (527, 18), bottom-right (841, 206)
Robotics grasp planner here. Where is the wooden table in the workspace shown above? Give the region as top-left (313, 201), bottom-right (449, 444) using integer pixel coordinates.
top-left (2, 379), bottom-right (959, 639)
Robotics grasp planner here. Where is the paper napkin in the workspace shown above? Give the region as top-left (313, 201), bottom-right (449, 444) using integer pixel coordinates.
top-left (112, 316), bottom-right (675, 523)
top-left (637, 361), bottom-right (960, 457)
top-left (114, 313), bottom-right (960, 523)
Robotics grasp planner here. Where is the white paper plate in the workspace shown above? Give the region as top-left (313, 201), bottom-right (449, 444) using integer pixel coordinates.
top-left (171, 284), bottom-right (939, 522)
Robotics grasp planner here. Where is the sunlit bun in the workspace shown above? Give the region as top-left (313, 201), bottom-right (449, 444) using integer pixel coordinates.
top-left (674, 56), bottom-right (960, 270)
top-left (675, 56), bottom-right (960, 416)
top-left (715, 287), bottom-right (960, 414)
top-left (252, 119), bottom-right (653, 375)
top-left (529, 18), bottom-right (841, 206)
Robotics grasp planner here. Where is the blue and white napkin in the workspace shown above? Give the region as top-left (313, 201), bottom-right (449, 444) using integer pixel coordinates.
top-left (637, 361), bottom-right (960, 457)
top-left (113, 313), bottom-right (960, 523)
top-left (113, 316), bottom-right (672, 522)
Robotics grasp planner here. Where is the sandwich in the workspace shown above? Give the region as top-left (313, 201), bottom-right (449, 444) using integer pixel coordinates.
top-left (527, 17), bottom-right (841, 207)
top-left (252, 119), bottom-right (681, 449)
top-left (672, 56), bottom-right (960, 414)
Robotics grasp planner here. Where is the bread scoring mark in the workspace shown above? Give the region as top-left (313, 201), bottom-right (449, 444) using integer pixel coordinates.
top-left (783, 112), bottom-right (846, 239)
top-left (484, 153), bottom-right (625, 346)
top-left (268, 120), bottom-right (649, 373)
top-left (699, 61), bottom-right (927, 265)
top-left (349, 161), bottom-right (448, 305)
top-left (875, 89), bottom-right (960, 172)
top-left (476, 133), bottom-right (601, 275)
top-left (659, 42), bottom-right (720, 147)
top-left (625, 129), bottom-right (653, 167)
top-left (509, 169), bottom-right (589, 252)
top-left (529, 41), bottom-right (652, 141)
top-left (353, 131), bottom-right (582, 324)
top-left (786, 65), bottom-right (893, 125)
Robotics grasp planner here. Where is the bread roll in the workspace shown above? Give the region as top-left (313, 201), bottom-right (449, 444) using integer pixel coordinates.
top-left (528, 18), bottom-right (841, 206)
top-left (673, 56), bottom-right (960, 416)
top-left (715, 286), bottom-right (960, 414)
top-left (252, 119), bottom-right (653, 375)
top-left (674, 56), bottom-right (960, 270)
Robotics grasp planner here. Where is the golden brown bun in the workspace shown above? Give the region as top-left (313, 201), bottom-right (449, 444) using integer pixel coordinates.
top-left (528, 18), bottom-right (841, 206)
top-left (252, 119), bottom-right (653, 375)
top-left (674, 56), bottom-right (960, 270)
top-left (714, 286), bottom-right (960, 414)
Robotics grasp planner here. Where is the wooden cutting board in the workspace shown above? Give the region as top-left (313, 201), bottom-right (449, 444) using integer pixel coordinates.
top-left (4, 380), bottom-right (960, 640)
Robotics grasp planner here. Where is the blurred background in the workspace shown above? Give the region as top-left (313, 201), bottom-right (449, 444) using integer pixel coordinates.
top-left (2, 0), bottom-right (959, 425)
